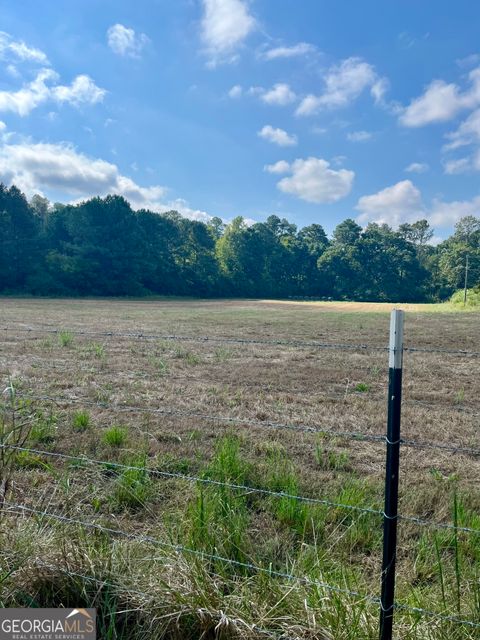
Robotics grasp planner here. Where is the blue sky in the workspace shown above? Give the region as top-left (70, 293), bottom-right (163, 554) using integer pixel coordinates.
top-left (1, 0), bottom-right (480, 239)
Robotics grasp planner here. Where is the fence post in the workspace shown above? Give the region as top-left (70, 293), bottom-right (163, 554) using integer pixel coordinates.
top-left (379, 309), bottom-right (404, 640)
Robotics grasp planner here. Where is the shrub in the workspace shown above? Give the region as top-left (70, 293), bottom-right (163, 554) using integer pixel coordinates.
top-left (450, 288), bottom-right (480, 308)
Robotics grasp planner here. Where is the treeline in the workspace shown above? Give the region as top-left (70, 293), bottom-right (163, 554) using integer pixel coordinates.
top-left (1, 183), bottom-right (479, 301)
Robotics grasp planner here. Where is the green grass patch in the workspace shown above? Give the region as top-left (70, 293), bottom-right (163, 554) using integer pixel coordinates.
top-left (72, 410), bottom-right (90, 432)
top-left (103, 425), bottom-right (128, 447)
top-left (58, 330), bottom-right (74, 347)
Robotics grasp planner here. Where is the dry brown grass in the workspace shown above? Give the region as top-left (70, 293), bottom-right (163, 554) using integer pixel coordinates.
top-left (1, 297), bottom-right (480, 639)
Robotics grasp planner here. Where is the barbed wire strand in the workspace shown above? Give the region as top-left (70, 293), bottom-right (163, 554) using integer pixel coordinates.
top-left (28, 561), bottom-right (480, 637)
top-left (3, 324), bottom-right (480, 357)
top-left (0, 354), bottom-right (384, 401)
top-left (4, 355), bottom-right (480, 420)
top-left (18, 560), bottom-right (296, 640)
top-left (4, 355), bottom-right (480, 417)
top-left (11, 392), bottom-right (480, 457)
top-left (0, 443), bottom-right (382, 517)
top-left (13, 392), bottom-right (388, 444)
top-left (4, 502), bottom-right (379, 603)
top-left (5, 503), bottom-right (480, 629)
top-left (3, 443), bottom-right (480, 534)
top-left (1, 325), bottom-right (389, 353)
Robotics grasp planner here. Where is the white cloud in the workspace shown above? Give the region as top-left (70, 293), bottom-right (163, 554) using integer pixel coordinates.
top-left (457, 54), bottom-right (480, 68)
top-left (356, 179), bottom-right (480, 229)
top-left (371, 77), bottom-right (391, 106)
top-left (52, 75), bottom-right (106, 106)
top-left (429, 195), bottom-right (480, 227)
top-left (201, 0), bottom-right (256, 67)
top-left (6, 64), bottom-right (20, 78)
top-left (261, 83), bottom-right (296, 106)
top-left (165, 198), bottom-right (212, 222)
top-left (107, 24), bottom-right (149, 58)
top-left (443, 157), bottom-right (471, 174)
top-left (0, 121), bottom-right (7, 143)
top-left (311, 126), bottom-right (327, 135)
top-left (346, 130), bottom-right (372, 142)
top-left (0, 140), bottom-right (213, 222)
top-left (441, 108), bottom-right (480, 174)
top-left (0, 141), bottom-right (164, 205)
top-left (400, 67), bottom-right (480, 127)
top-left (0, 69), bottom-right (105, 117)
top-left (0, 31), bottom-right (48, 64)
top-left (228, 84), bottom-right (242, 98)
top-left (258, 125), bottom-right (297, 146)
top-left (264, 160), bottom-right (290, 174)
top-left (405, 162), bottom-right (429, 173)
top-left (296, 57), bottom-right (384, 116)
top-left (261, 42), bottom-right (315, 60)
top-left (444, 108), bottom-right (480, 149)
top-left (356, 180), bottom-right (424, 227)
top-left (0, 69), bottom-right (57, 116)
top-left (272, 157), bottom-right (354, 204)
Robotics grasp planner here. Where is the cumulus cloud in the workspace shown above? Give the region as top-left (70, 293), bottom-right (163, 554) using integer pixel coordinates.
top-left (346, 130), bottom-right (372, 142)
top-left (356, 179), bottom-right (480, 229)
top-left (0, 69), bottom-right (105, 116)
top-left (261, 83), bottom-right (296, 106)
top-left (356, 180), bottom-right (424, 226)
top-left (107, 24), bottom-right (149, 58)
top-left (428, 195), bottom-right (480, 227)
top-left (296, 57), bottom-right (386, 116)
top-left (0, 140), bottom-right (214, 222)
top-left (165, 198), bottom-right (213, 222)
top-left (228, 84), bottom-right (242, 98)
top-left (269, 157), bottom-right (354, 204)
top-left (261, 42), bottom-right (315, 60)
top-left (400, 67), bottom-right (480, 127)
top-left (264, 160), bottom-right (290, 174)
top-left (0, 31), bottom-right (48, 64)
top-left (201, 0), bottom-right (256, 67)
top-left (0, 141), bottom-right (164, 205)
top-left (258, 125), bottom-right (297, 146)
top-left (405, 162), bottom-right (429, 173)
top-left (52, 75), bottom-right (106, 106)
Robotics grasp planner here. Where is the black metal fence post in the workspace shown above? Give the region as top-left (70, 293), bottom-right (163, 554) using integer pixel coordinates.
top-left (379, 309), bottom-right (404, 640)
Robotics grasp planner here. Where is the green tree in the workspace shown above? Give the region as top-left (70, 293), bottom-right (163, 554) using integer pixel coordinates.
top-left (0, 184), bottom-right (39, 292)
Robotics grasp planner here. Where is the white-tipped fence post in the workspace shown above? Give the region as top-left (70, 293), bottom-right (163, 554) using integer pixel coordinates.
top-left (379, 309), bottom-right (404, 640)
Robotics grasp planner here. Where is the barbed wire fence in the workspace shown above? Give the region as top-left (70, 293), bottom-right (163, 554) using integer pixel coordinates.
top-left (1, 316), bottom-right (480, 639)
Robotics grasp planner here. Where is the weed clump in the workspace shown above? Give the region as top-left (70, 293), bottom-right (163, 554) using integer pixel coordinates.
top-left (58, 331), bottom-right (74, 347)
top-left (103, 426), bottom-right (128, 447)
top-left (72, 411), bottom-right (90, 432)
top-left (30, 410), bottom-right (57, 444)
top-left (110, 456), bottom-right (151, 510)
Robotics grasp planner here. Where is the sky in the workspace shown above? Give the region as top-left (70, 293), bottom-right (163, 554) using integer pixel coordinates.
top-left (1, 0), bottom-right (480, 239)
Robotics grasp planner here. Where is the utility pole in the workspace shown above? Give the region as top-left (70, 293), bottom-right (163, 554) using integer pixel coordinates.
top-left (463, 254), bottom-right (469, 306)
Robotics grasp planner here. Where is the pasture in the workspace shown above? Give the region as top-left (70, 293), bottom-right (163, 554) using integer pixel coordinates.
top-left (1, 297), bottom-right (480, 639)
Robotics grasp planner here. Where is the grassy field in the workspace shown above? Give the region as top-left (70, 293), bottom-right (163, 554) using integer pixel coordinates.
top-left (1, 297), bottom-right (480, 639)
